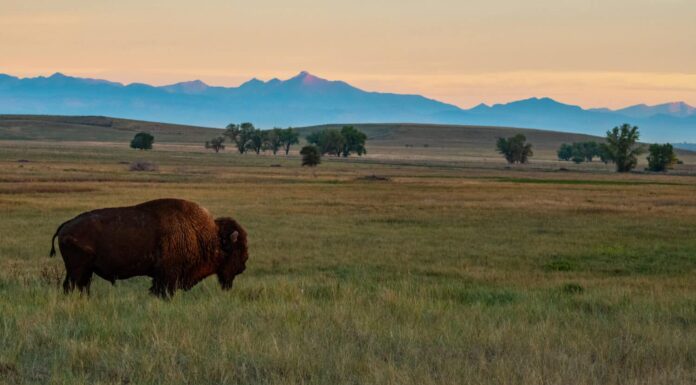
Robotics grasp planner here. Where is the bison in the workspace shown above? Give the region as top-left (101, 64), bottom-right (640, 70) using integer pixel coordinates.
top-left (49, 198), bottom-right (248, 298)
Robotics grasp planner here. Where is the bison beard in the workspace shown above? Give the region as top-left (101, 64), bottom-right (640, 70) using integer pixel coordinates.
top-left (49, 199), bottom-right (248, 298)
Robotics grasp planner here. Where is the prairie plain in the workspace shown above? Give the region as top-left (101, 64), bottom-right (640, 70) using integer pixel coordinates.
top-left (0, 128), bottom-right (695, 384)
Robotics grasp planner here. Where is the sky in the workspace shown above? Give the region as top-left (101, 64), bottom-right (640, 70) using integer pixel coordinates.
top-left (1, 0), bottom-right (695, 109)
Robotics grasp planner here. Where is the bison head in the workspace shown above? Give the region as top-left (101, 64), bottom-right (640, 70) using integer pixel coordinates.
top-left (214, 217), bottom-right (249, 290)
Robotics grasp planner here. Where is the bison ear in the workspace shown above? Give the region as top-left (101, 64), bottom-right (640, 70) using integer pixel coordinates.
top-left (231, 231), bottom-right (239, 243)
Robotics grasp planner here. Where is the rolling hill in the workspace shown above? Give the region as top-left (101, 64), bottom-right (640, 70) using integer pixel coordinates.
top-left (3, 115), bottom-right (695, 164)
top-left (297, 123), bottom-right (603, 155)
top-left (0, 115), bottom-right (220, 143)
top-left (0, 115), bottom-right (601, 153)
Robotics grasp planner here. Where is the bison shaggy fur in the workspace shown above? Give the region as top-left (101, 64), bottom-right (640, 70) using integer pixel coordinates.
top-left (49, 198), bottom-right (248, 298)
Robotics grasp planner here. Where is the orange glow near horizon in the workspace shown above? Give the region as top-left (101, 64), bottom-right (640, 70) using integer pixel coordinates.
top-left (1, 0), bottom-right (695, 109)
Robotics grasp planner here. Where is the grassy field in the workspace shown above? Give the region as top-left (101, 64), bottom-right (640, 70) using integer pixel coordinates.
top-left (0, 115), bottom-right (220, 143)
top-left (0, 133), bottom-right (695, 384)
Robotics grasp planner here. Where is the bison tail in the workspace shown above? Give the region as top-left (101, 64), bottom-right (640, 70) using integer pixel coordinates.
top-left (49, 220), bottom-right (69, 257)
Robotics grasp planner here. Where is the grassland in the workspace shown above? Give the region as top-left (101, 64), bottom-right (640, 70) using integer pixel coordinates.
top-left (0, 115), bottom-right (220, 143)
top-left (0, 127), bottom-right (695, 384)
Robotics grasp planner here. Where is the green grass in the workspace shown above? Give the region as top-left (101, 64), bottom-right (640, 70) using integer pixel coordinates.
top-left (0, 140), bottom-right (695, 384)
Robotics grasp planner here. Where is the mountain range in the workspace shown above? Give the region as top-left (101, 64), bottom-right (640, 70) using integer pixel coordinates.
top-left (1, 71), bottom-right (694, 142)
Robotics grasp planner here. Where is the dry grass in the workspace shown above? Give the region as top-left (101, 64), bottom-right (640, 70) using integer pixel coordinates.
top-left (0, 139), bottom-right (694, 384)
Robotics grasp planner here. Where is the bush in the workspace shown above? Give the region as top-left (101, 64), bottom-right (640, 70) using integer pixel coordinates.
top-left (130, 132), bottom-right (154, 150)
top-left (128, 161), bottom-right (158, 172)
top-left (205, 136), bottom-right (225, 153)
top-left (300, 145), bottom-right (321, 167)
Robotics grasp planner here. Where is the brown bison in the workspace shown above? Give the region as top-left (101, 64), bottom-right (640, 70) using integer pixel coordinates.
top-left (49, 198), bottom-right (248, 298)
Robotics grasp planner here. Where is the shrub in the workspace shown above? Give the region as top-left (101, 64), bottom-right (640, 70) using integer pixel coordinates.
top-left (300, 145), bottom-right (321, 167)
top-left (130, 132), bottom-right (154, 150)
top-left (205, 136), bottom-right (225, 153)
top-left (128, 161), bottom-right (158, 172)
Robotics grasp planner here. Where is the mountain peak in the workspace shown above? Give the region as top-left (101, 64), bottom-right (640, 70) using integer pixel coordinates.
top-left (48, 72), bottom-right (70, 80)
top-left (288, 71), bottom-right (326, 85)
top-left (161, 79), bottom-right (209, 94)
top-left (239, 77), bottom-right (265, 88)
top-left (616, 101), bottom-right (696, 118)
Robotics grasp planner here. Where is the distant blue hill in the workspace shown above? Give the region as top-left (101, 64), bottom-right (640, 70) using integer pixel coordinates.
top-left (0, 71), bottom-right (694, 142)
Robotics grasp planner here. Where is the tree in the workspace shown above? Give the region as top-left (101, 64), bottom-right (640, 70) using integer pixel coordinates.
top-left (205, 136), bottom-right (226, 153)
top-left (581, 141), bottom-right (600, 162)
top-left (264, 128), bottom-right (283, 155)
top-left (603, 124), bottom-right (644, 172)
top-left (306, 129), bottom-right (345, 156)
top-left (300, 145), bottom-right (321, 168)
top-left (570, 143), bottom-right (586, 164)
top-left (559, 141), bottom-right (601, 163)
top-left (598, 145), bottom-right (612, 164)
top-left (130, 132), bottom-right (154, 150)
top-left (647, 143), bottom-right (678, 172)
top-left (224, 122), bottom-right (256, 154)
top-left (246, 129), bottom-right (266, 154)
top-left (496, 134), bottom-right (533, 164)
top-left (279, 127), bottom-right (300, 155)
top-left (557, 143), bottom-right (573, 161)
top-left (340, 126), bottom-right (367, 157)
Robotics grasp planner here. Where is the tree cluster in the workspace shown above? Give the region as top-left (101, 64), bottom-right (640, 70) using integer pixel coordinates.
top-left (647, 143), bottom-right (678, 172)
top-left (212, 123), bottom-right (300, 155)
top-left (557, 124), bottom-right (679, 173)
top-left (306, 126), bottom-right (367, 157)
top-left (557, 141), bottom-right (609, 164)
top-left (496, 134), bottom-right (533, 164)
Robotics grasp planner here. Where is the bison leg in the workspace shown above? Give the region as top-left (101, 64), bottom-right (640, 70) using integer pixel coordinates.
top-left (59, 240), bottom-right (94, 296)
top-left (75, 270), bottom-right (93, 295)
top-left (149, 277), bottom-right (177, 299)
top-left (62, 266), bottom-right (93, 295)
top-left (63, 274), bottom-right (75, 294)
top-left (149, 279), bottom-right (165, 298)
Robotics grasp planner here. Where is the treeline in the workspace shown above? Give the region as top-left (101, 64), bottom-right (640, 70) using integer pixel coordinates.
top-left (205, 123), bottom-right (300, 155)
top-left (306, 126), bottom-right (367, 157)
top-left (557, 141), bottom-right (610, 164)
top-left (203, 124), bottom-right (368, 159)
top-left (496, 123), bottom-right (681, 173)
top-left (555, 124), bottom-right (679, 172)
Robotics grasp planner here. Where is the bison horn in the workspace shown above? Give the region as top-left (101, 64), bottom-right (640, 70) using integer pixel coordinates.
top-left (231, 231), bottom-right (239, 243)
